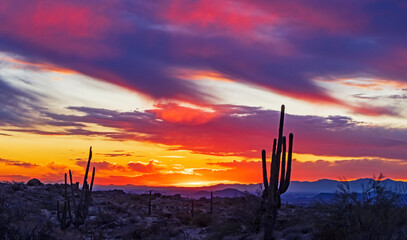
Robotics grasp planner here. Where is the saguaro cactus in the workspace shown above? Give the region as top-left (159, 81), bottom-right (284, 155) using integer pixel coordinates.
top-left (191, 199), bottom-right (194, 217)
top-left (262, 105), bottom-right (293, 240)
top-left (148, 190), bottom-right (152, 216)
top-left (57, 173), bottom-right (72, 230)
top-left (57, 147), bottom-right (95, 229)
top-left (210, 191), bottom-right (213, 214)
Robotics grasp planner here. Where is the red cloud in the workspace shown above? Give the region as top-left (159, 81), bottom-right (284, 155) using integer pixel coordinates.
top-left (148, 103), bottom-right (218, 125)
top-left (162, 0), bottom-right (366, 35)
top-left (76, 160), bottom-right (126, 172)
top-left (80, 157), bottom-right (407, 185)
top-left (40, 104), bottom-right (407, 161)
top-left (164, 0), bottom-right (276, 34)
top-left (0, 0), bottom-right (119, 58)
top-left (208, 158), bottom-right (407, 182)
top-left (127, 160), bottom-right (163, 173)
top-left (0, 158), bottom-right (38, 168)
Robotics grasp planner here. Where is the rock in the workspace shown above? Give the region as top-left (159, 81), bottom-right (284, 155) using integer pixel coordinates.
top-left (27, 178), bottom-right (43, 186)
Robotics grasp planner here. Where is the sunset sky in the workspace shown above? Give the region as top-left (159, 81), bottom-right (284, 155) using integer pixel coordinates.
top-left (0, 0), bottom-right (406, 186)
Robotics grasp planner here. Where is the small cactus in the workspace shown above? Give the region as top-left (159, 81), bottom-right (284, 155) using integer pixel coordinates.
top-left (191, 199), bottom-right (194, 217)
top-left (57, 173), bottom-right (72, 230)
top-left (210, 191), bottom-right (213, 214)
top-left (148, 190), bottom-right (152, 215)
top-left (262, 105), bottom-right (293, 240)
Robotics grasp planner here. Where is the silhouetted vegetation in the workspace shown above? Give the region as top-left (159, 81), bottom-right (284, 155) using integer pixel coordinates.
top-left (261, 104), bottom-right (293, 240)
top-left (57, 147), bottom-right (95, 230)
top-left (314, 174), bottom-right (407, 240)
top-left (1, 175), bottom-right (406, 239)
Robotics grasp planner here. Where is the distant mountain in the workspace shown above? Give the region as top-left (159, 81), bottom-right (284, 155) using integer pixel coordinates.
top-left (93, 178), bottom-right (407, 197)
top-left (191, 188), bottom-right (245, 199)
top-left (192, 190), bottom-right (211, 199)
top-left (214, 188), bottom-right (245, 198)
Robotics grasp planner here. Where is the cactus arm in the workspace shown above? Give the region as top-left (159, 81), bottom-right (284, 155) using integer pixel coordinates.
top-left (89, 167), bottom-right (95, 198)
top-left (64, 173), bottom-right (73, 224)
top-left (278, 105), bottom-right (285, 139)
top-left (274, 105), bottom-right (285, 189)
top-left (262, 149), bottom-right (269, 195)
top-left (281, 133), bottom-right (293, 193)
top-left (269, 139), bottom-right (277, 185)
top-left (69, 170), bottom-right (77, 213)
top-left (279, 137), bottom-right (286, 191)
top-left (83, 146), bottom-right (92, 187)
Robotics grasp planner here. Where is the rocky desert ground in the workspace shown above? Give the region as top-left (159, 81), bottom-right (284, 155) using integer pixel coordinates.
top-left (0, 179), bottom-right (406, 240)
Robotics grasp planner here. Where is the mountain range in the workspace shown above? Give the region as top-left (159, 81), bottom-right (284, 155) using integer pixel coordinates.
top-left (94, 178), bottom-right (407, 204)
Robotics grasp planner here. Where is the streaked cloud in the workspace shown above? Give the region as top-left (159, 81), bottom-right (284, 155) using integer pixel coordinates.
top-left (0, 158), bottom-right (38, 168)
top-left (2, 103), bottom-right (405, 161)
top-left (1, 0), bottom-right (406, 110)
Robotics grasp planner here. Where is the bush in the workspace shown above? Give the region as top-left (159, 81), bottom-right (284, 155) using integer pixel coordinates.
top-left (314, 174), bottom-right (407, 240)
top-left (192, 214), bottom-right (212, 227)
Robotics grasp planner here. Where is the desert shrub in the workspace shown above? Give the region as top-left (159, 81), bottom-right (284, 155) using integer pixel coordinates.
top-left (206, 193), bottom-right (264, 239)
top-left (175, 212), bottom-right (192, 225)
top-left (314, 174), bottom-right (407, 240)
top-left (192, 214), bottom-right (212, 227)
top-left (0, 196), bottom-right (54, 239)
top-left (96, 209), bottom-right (117, 226)
top-left (129, 193), bottom-right (143, 201)
top-left (207, 218), bottom-right (241, 240)
top-left (124, 219), bottom-right (183, 239)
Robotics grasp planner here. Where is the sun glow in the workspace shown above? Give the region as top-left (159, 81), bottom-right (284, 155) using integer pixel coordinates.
top-left (175, 180), bottom-right (239, 187)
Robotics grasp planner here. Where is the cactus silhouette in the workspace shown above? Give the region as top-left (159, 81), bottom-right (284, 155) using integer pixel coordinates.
top-left (57, 147), bottom-right (95, 229)
top-left (57, 173), bottom-right (72, 230)
top-left (148, 190), bottom-right (152, 215)
top-left (210, 191), bottom-right (213, 214)
top-left (262, 105), bottom-right (293, 240)
top-left (191, 199), bottom-right (194, 217)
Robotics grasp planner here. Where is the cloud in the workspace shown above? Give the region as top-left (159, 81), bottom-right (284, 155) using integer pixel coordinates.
top-left (208, 158), bottom-right (407, 182)
top-left (0, 158), bottom-right (38, 168)
top-left (18, 103), bottom-right (405, 161)
top-left (1, 0), bottom-right (406, 108)
top-left (149, 103), bottom-right (218, 125)
top-left (127, 160), bottom-right (163, 173)
top-left (75, 158), bottom-right (163, 173)
top-left (76, 159), bottom-right (126, 172)
top-left (98, 153), bottom-right (132, 158)
top-left (0, 174), bottom-right (31, 182)
top-left (389, 94), bottom-right (407, 100)
top-left (0, 78), bottom-right (44, 126)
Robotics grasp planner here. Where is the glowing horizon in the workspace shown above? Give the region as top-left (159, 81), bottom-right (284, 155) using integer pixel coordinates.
top-left (1, 0), bottom-right (407, 187)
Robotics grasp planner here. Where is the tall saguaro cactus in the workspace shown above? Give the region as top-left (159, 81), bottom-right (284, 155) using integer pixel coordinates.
top-left (57, 147), bottom-right (96, 230)
top-left (262, 105), bottom-right (293, 240)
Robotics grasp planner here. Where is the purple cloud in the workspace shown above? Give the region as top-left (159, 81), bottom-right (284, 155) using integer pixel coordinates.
top-left (9, 104), bottom-right (404, 161)
top-left (0, 0), bottom-right (406, 108)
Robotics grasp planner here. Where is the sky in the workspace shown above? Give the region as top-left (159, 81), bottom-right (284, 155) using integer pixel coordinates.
top-left (0, 0), bottom-right (406, 186)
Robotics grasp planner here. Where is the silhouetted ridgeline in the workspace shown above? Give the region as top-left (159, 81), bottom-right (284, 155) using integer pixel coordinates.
top-left (92, 178), bottom-right (407, 203)
top-left (1, 176), bottom-right (406, 239)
